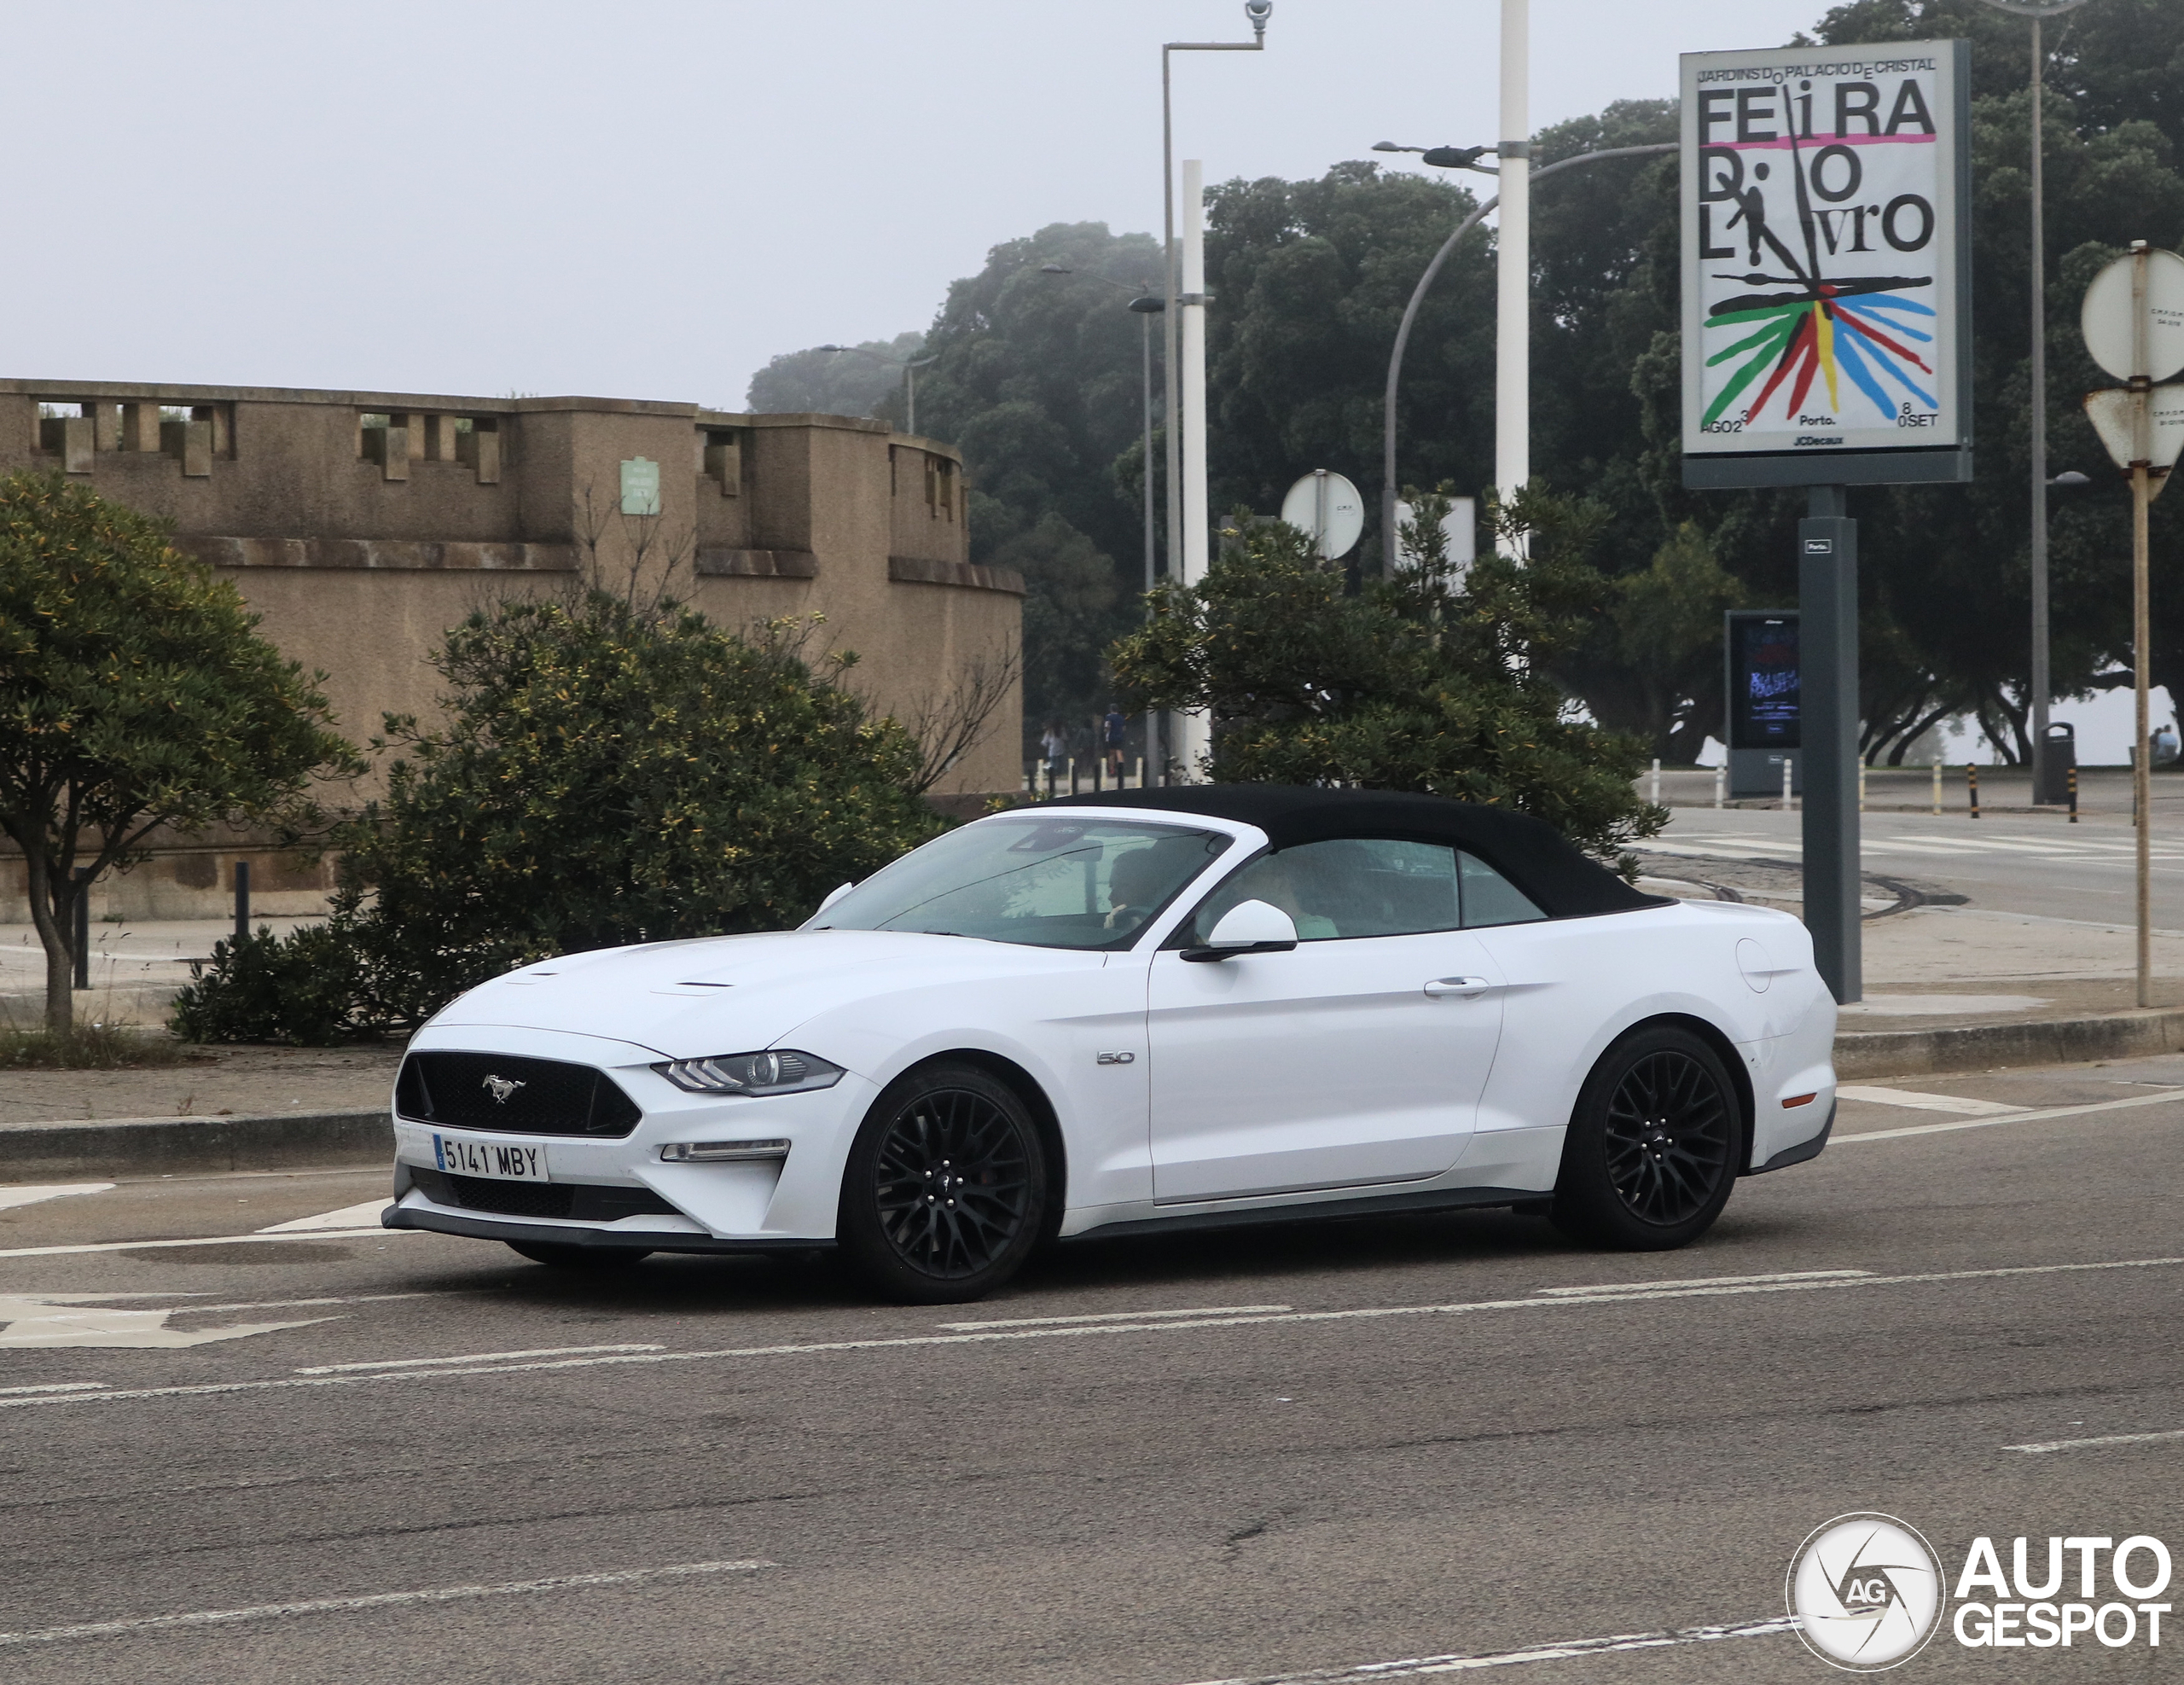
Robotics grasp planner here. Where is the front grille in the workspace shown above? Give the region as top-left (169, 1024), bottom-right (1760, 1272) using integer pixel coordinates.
top-left (410, 1166), bottom-right (683, 1222)
top-left (396, 1051), bottom-right (642, 1138)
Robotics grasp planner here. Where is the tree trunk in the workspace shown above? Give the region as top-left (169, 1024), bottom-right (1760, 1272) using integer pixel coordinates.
top-left (20, 848), bottom-right (73, 1034)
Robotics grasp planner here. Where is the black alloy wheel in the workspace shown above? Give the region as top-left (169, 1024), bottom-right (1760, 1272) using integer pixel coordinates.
top-left (1552, 1026), bottom-right (1742, 1250)
top-left (839, 1061), bottom-right (1048, 1303)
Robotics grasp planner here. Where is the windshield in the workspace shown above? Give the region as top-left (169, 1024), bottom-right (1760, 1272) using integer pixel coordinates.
top-left (809, 816), bottom-right (1232, 950)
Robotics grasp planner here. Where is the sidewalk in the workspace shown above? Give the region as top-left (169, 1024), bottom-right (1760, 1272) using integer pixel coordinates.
top-left (0, 915), bottom-right (316, 1030)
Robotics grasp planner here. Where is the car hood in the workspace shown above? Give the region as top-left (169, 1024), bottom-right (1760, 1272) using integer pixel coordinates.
top-left (427, 928), bottom-right (1107, 1060)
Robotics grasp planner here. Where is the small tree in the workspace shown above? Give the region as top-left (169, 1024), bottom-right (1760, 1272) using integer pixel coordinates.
top-left (295, 591), bottom-right (947, 1032)
top-left (0, 473), bottom-right (355, 1030)
top-left (1107, 483), bottom-right (1663, 869)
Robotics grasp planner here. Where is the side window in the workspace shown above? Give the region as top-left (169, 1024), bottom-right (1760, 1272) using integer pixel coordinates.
top-left (1189, 839), bottom-right (1461, 943)
top-left (1459, 851), bottom-right (1546, 927)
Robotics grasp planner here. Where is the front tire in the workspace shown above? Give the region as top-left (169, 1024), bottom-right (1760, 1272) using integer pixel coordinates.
top-left (1551, 1026), bottom-right (1742, 1250)
top-left (838, 1061), bottom-right (1048, 1304)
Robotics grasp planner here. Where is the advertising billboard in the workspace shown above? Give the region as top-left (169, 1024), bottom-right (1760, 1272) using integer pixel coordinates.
top-left (1727, 610), bottom-right (1801, 798)
top-left (1681, 41), bottom-right (1971, 488)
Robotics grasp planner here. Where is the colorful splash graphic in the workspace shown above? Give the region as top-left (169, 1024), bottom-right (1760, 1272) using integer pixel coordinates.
top-left (1700, 136), bottom-right (1937, 432)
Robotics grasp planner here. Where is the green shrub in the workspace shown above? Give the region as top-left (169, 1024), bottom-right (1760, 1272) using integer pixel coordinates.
top-left (171, 591), bottom-right (950, 1042)
top-left (168, 924), bottom-right (367, 1047)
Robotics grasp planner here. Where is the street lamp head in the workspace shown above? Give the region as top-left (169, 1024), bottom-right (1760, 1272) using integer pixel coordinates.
top-left (1128, 295), bottom-right (1166, 314)
top-left (816, 344), bottom-right (845, 353)
top-left (1421, 145), bottom-right (1494, 171)
top-left (1371, 142), bottom-right (1420, 154)
top-left (2051, 470), bottom-right (2093, 486)
top-left (1974, 0), bottom-right (2088, 15)
top-left (1245, 0), bottom-right (1271, 42)
top-left (1039, 264), bottom-right (1071, 274)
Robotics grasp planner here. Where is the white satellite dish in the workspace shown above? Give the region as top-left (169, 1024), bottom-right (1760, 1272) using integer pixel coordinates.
top-left (1391, 497), bottom-right (1478, 572)
top-left (2081, 246), bottom-right (2184, 386)
top-left (1280, 469), bottom-right (1364, 561)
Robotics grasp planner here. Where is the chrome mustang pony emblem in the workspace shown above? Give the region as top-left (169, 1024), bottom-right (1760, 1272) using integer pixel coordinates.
top-left (481, 1074), bottom-right (526, 1105)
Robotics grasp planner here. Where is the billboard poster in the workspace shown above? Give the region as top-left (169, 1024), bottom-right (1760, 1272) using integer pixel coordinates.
top-left (1729, 612), bottom-right (1800, 751)
top-left (1681, 41), bottom-right (1971, 487)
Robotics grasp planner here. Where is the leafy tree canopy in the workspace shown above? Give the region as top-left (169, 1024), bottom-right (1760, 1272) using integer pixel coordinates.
top-left (0, 472), bottom-right (356, 1029)
top-left (886, 222), bottom-right (1167, 747)
top-left (176, 592), bottom-right (948, 1038)
top-left (1108, 487), bottom-right (1664, 869)
top-left (746, 332), bottom-right (926, 417)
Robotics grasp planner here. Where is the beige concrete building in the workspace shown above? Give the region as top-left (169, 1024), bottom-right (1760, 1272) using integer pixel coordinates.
top-left (0, 380), bottom-right (1021, 922)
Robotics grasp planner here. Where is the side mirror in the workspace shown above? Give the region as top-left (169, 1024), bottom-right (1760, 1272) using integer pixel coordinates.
top-left (1182, 898), bottom-right (1300, 962)
top-left (816, 882), bottom-right (856, 915)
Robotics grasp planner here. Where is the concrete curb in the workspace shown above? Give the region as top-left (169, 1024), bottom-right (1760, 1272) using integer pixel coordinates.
top-left (1835, 1008), bottom-right (2184, 1079)
top-left (0, 1110), bottom-right (392, 1181)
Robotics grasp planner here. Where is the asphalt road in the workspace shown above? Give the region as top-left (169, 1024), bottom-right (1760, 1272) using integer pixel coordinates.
top-left (3, 1057), bottom-right (2181, 1682)
top-left (1648, 801), bottom-right (2184, 929)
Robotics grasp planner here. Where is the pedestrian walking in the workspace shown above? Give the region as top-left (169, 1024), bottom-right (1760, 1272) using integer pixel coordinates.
top-left (1102, 702), bottom-right (1127, 781)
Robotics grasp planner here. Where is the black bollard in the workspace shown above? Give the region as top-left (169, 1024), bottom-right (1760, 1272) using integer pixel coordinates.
top-left (2069, 765), bottom-right (2079, 824)
top-left (1967, 764), bottom-right (1980, 820)
top-left (234, 859), bottom-right (251, 945)
top-left (72, 868), bottom-right (91, 991)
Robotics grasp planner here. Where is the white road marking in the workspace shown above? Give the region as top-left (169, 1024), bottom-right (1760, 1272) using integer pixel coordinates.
top-left (938, 1304), bottom-right (1292, 1330)
top-left (1836, 1085), bottom-right (2028, 1117)
top-left (0, 1228), bottom-right (400, 1260)
top-left (2005, 1427), bottom-right (2184, 1454)
top-left (257, 1201), bottom-right (389, 1233)
top-left (1534, 1270), bottom-right (1866, 1297)
top-left (5, 1254), bottom-right (2178, 1412)
top-left (0, 1558), bottom-right (775, 1650)
top-left (295, 1344), bottom-right (662, 1374)
top-left (0, 1381), bottom-right (107, 1396)
top-left (1836, 1086), bottom-right (2184, 1142)
top-left (0, 1183), bottom-right (113, 1212)
top-left (0, 1292), bottom-right (336, 1350)
top-left (1178, 1614), bottom-right (1799, 1681)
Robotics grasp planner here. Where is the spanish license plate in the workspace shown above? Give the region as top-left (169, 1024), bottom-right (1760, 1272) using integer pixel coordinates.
top-left (433, 1134), bottom-right (549, 1182)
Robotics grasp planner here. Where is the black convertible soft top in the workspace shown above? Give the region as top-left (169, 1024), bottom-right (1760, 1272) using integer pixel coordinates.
top-left (1038, 785), bottom-right (1668, 921)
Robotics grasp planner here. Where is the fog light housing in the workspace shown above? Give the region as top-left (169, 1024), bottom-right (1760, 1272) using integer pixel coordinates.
top-left (659, 1139), bottom-right (791, 1163)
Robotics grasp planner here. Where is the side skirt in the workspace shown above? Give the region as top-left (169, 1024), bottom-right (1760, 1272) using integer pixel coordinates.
top-left (1064, 1185), bottom-right (1537, 1244)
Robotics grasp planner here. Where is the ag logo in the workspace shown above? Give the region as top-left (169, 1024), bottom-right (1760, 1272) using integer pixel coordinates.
top-left (481, 1074), bottom-right (526, 1104)
top-left (1787, 1513), bottom-right (1944, 1670)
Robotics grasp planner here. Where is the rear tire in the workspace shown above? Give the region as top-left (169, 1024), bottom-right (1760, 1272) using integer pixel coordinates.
top-left (1551, 1026), bottom-right (1742, 1251)
top-left (505, 1241), bottom-right (652, 1270)
top-left (838, 1060), bottom-right (1048, 1304)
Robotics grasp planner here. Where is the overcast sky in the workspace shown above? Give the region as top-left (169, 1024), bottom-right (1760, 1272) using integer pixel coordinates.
top-left (9, 1), bottom-right (1829, 410)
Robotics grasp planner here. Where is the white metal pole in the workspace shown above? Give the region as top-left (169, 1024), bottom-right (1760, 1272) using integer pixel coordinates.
top-left (1713, 764), bottom-right (1724, 810)
top-left (1494, 0), bottom-right (1531, 523)
top-left (1176, 159), bottom-right (1213, 780)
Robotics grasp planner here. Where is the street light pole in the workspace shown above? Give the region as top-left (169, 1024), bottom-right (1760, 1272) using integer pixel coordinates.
top-left (1373, 142), bottom-right (1674, 574)
top-left (1162, 0), bottom-right (1269, 779)
top-left (1978, 0), bottom-right (2088, 797)
top-left (1496, 0), bottom-right (1530, 520)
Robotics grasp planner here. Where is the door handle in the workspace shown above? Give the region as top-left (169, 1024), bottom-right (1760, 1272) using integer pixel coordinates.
top-left (1424, 976), bottom-right (1495, 998)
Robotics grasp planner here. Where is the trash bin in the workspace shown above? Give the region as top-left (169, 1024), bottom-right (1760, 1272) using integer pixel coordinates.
top-left (2036, 721), bottom-right (2076, 806)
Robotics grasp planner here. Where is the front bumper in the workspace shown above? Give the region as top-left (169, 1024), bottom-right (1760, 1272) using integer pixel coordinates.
top-left (380, 1200), bottom-right (831, 1254)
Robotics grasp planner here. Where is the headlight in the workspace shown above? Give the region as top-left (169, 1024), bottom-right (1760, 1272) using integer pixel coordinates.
top-left (653, 1049), bottom-right (845, 1096)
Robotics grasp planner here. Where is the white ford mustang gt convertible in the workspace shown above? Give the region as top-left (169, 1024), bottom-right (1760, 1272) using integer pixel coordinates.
top-left (381, 785), bottom-right (1837, 1301)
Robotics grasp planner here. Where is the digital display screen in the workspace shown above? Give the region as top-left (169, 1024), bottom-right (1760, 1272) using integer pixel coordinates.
top-left (1730, 615), bottom-right (1799, 750)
